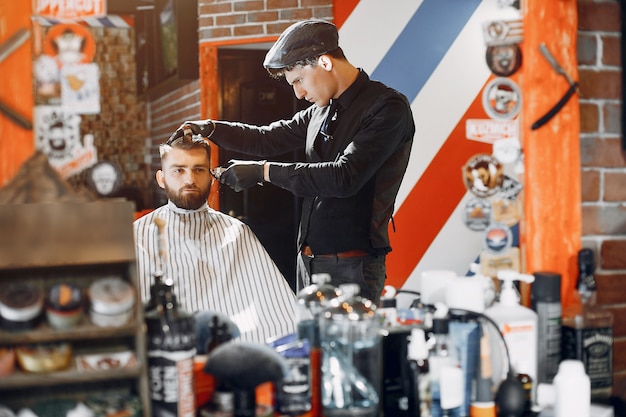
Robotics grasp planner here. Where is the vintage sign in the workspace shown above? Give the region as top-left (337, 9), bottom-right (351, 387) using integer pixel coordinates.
top-left (33, 0), bottom-right (107, 20)
top-left (466, 118), bottom-right (519, 143)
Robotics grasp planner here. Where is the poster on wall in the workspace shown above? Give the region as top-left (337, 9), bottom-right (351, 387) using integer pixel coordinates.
top-left (60, 63), bottom-right (101, 114)
top-left (32, 21), bottom-right (100, 178)
top-left (34, 105), bottom-right (97, 179)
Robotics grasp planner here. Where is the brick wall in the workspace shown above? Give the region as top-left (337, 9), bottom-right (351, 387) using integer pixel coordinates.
top-left (66, 25), bottom-right (152, 210)
top-left (197, 0), bottom-right (333, 42)
top-left (577, 0), bottom-right (626, 399)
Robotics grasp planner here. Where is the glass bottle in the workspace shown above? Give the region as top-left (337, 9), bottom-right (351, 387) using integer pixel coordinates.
top-left (561, 248), bottom-right (613, 400)
top-left (320, 283), bottom-right (381, 417)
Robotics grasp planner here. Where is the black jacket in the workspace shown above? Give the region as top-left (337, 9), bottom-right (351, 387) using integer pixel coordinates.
top-left (212, 70), bottom-right (415, 255)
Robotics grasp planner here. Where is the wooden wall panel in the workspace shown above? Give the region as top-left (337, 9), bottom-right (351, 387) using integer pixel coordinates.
top-left (522, 1), bottom-right (581, 307)
top-left (0, 0), bottom-right (34, 187)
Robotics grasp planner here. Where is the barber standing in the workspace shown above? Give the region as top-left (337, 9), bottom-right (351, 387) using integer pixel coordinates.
top-left (169, 19), bottom-right (415, 305)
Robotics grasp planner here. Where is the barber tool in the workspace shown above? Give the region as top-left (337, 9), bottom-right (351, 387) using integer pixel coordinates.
top-left (531, 43), bottom-right (578, 130)
top-left (0, 28), bottom-right (32, 130)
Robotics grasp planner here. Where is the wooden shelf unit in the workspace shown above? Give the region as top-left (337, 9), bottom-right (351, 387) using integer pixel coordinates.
top-left (0, 200), bottom-right (150, 415)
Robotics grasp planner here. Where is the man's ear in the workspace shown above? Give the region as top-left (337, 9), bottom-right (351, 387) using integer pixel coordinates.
top-left (156, 170), bottom-right (165, 189)
top-left (318, 54), bottom-right (333, 71)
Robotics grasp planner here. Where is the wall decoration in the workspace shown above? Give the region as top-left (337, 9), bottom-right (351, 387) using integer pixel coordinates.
top-left (463, 197), bottom-right (493, 232)
top-left (34, 54), bottom-right (61, 105)
top-left (85, 161), bottom-right (123, 197)
top-left (462, 153), bottom-right (505, 198)
top-left (482, 18), bottom-right (523, 46)
top-left (60, 63), bottom-right (101, 114)
top-left (485, 43), bottom-right (522, 76)
top-left (44, 23), bottom-right (96, 67)
top-left (34, 105), bottom-right (97, 178)
top-left (481, 77), bottom-right (522, 119)
top-left (466, 118), bottom-right (518, 143)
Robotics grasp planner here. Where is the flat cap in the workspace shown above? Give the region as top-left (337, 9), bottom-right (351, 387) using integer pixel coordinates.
top-left (263, 19), bottom-right (339, 69)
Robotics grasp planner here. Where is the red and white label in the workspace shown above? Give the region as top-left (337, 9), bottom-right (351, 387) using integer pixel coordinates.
top-left (466, 118), bottom-right (519, 143)
top-left (33, 0), bottom-right (107, 19)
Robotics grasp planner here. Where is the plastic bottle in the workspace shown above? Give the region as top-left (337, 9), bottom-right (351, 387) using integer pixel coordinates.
top-left (483, 270), bottom-right (537, 409)
top-left (530, 271), bottom-right (561, 385)
top-left (145, 278), bottom-right (196, 417)
top-left (554, 360), bottom-right (591, 417)
top-left (407, 327), bottom-right (431, 417)
top-left (429, 317), bottom-right (463, 417)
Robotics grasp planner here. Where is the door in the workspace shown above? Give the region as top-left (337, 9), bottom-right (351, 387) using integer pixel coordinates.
top-left (218, 48), bottom-right (305, 291)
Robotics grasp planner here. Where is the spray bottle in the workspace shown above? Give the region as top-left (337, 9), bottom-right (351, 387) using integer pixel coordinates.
top-left (484, 270), bottom-right (537, 414)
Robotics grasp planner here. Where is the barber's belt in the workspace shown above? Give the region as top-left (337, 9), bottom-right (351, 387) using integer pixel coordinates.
top-left (301, 245), bottom-right (369, 259)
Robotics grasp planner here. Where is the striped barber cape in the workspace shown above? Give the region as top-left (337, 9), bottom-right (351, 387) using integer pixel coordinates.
top-left (134, 201), bottom-right (297, 344)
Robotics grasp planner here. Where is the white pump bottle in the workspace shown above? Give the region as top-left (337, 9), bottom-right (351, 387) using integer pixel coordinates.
top-left (484, 270), bottom-right (538, 403)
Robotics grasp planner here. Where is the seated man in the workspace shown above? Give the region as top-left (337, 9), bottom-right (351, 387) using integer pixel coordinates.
top-left (134, 134), bottom-right (297, 343)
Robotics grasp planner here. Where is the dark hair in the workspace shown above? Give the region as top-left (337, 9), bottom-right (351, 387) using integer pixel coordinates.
top-left (266, 47), bottom-right (346, 78)
top-left (159, 135), bottom-right (211, 162)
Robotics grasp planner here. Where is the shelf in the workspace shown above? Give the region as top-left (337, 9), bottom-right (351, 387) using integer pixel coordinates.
top-left (0, 199), bottom-right (150, 415)
top-left (0, 363), bottom-right (143, 389)
top-left (0, 320), bottom-right (140, 345)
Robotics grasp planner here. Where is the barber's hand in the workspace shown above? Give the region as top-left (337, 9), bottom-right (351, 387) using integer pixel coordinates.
top-left (167, 120), bottom-right (215, 143)
top-left (219, 160), bottom-right (265, 192)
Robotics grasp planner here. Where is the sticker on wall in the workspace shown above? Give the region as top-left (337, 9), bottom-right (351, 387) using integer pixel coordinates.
top-left (482, 77), bottom-right (522, 120)
top-left (462, 153), bottom-right (504, 198)
top-left (492, 197), bottom-right (521, 227)
top-left (35, 105), bottom-right (97, 179)
top-left (482, 19), bottom-right (523, 46)
top-left (463, 197), bottom-right (492, 231)
top-left (44, 23), bottom-right (96, 67)
top-left (466, 118), bottom-right (518, 144)
top-left (480, 247), bottom-right (521, 277)
top-left (492, 137), bottom-right (521, 164)
top-left (34, 54), bottom-right (61, 105)
top-left (85, 161), bottom-right (123, 197)
top-left (499, 175), bottom-right (523, 201)
top-left (61, 63), bottom-right (101, 114)
top-left (482, 222), bottom-right (513, 255)
top-left (485, 43), bottom-right (522, 77)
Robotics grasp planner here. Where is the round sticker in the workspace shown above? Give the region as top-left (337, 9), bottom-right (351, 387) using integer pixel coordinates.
top-left (462, 153), bottom-right (504, 198)
top-left (463, 198), bottom-right (492, 231)
top-left (482, 77), bottom-right (522, 120)
top-left (486, 44), bottom-right (522, 77)
top-left (482, 222), bottom-right (513, 255)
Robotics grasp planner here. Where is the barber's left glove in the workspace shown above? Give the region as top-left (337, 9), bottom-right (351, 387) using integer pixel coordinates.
top-left (219, 160), bottom-right (265, 192)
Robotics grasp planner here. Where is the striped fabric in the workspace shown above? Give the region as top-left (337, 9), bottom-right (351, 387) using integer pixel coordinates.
top-left (134, 202), bottom-right (297, 344)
